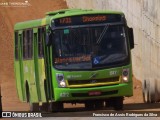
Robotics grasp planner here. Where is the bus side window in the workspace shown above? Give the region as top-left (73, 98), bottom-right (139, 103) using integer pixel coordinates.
top-left (23, 31), bottom-right (28, 59)
top-left (15, 32), bottom-right (19, 60)
top-left (38, 27), bottom-right (45, 58)
top-left (27, 29), bottom-right (33, 59)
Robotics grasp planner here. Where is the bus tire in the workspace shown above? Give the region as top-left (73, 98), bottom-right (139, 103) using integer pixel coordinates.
top-left (50, 102), bottom-right (63, 112)
top-left (112, 97), bottom-right (123, 111)
top-left (85, 101), bottom-right (94, 110)
top-left (105, 98), bottom-right (114, 107)
top-left (30, 103), bottom-right (39, 112)
top-left (39, 80), bottom-right (50, 112)
top-left (26, 83), bottom-right (40, 112)
top-left (142, 79), bottom-right (150, 103)
top-left (94, 100), bottom-right (104, 109)
top-left (40, 102), bottom-right (49, 112)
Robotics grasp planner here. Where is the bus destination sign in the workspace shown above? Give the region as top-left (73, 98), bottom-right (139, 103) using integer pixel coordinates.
top-left (54, 14), bottom-right (122, 27)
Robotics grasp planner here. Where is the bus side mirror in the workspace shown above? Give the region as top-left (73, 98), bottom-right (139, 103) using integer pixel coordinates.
top-left (128, 27), bottom-right (134, 49)
top-left (46, 32), bottom-right (52, 46)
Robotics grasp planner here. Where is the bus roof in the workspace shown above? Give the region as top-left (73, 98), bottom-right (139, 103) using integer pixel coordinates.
top-left (14, 19), bottom-right (42, 31)
top-left (47, 9), bottom-right (123, 16)
top-left (14, 9), bottom-right (124, 30)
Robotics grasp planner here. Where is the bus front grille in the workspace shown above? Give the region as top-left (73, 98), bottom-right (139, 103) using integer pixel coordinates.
top-left (67, 76), bottom-right (120, 87)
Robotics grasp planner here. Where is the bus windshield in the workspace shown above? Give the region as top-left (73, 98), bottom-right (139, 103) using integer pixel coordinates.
top-left (52, 25), bottom-right (129, 70)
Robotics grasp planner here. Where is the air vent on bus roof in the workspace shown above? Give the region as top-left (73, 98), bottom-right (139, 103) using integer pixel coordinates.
top-left (46, 9), bottom-right (69, 16)
top-left (46, 9), bottom-right (83, 16)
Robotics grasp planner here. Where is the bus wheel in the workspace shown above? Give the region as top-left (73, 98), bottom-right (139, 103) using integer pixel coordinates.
top-left (142, 79), bottom-right (149, 103)
top-left (40, 102), bottom-right (49, 112)
top-left (112, 97), bottom-right (123, 111)
top-left (94, 100), bottom-right (104, 109)
top-left (26, 86), bottom-right (39, 112)
top-left (85, 101), bottom-right (94, 110)
top-left (49, 102), bottom-right (63, 112)
top-left (105, 98), bottom-right (114, 108)
top-left (30, 103), bottom-right (39, 112)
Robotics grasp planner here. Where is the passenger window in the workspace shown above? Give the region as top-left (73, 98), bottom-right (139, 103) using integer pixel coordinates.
top-left (27, 30), bottom-right (33, 58)
top-left (15, 32), bottom-right (19, 60)
top-left (23, 29), bottom-right (33, 59)
top-left (23, 31), bottom-right (28, 59)
top-left (38, 27), bottom-right (45, 58)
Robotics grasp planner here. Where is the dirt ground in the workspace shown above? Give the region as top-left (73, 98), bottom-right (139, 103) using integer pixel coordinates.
top-left (0, 0), bottom-right (143, 111)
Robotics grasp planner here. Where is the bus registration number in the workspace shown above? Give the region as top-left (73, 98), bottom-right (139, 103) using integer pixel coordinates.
top-left (89, 91), bottom-right (101, 96)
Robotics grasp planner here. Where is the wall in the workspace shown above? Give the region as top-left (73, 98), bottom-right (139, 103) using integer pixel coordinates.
top-left (66, 0), bottom-right (160, 82)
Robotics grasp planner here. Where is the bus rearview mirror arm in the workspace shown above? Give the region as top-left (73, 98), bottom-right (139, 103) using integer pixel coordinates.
top-left (46, 32), bottom-right (53, 46)
top-left (128, 27), bottom-right (134, 49)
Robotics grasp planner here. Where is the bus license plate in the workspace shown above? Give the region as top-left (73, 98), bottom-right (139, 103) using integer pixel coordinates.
top-left (89, 91), bottom-right (101, 96)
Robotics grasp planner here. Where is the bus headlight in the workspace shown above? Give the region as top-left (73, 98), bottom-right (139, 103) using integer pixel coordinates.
top-left (122, 69), bottom-right (129, 83)
top-left (59, 81), bottom-right (66, 87)
top-left (56, 73), bottom-right (66, 87)
top-left (122, 76), bottom-right (128, 82)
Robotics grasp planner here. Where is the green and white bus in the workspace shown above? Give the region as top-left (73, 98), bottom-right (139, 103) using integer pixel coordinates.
top-left (14, 9), bottom-right (134, 111)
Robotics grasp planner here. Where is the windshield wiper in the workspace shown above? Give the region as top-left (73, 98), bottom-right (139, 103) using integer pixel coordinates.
top-left (96, 25), bottom-right (109, 44)
top-left (100, 54), bottom-right (127, 64)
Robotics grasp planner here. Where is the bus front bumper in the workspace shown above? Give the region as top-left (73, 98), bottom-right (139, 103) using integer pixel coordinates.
top-left (53, 83), bottom-right (133, 102)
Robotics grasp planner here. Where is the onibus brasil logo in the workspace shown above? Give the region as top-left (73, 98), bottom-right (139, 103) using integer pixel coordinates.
top-left (0, 0), bottom-right (31, 7)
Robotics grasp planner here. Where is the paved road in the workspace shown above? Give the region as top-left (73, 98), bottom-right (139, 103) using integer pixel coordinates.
top-left (2, 103), bottom-right (160, 119)
top-left (22, 118), bottom-right (159, 120)
top-left (42, 103), bottom-right (160, 117)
